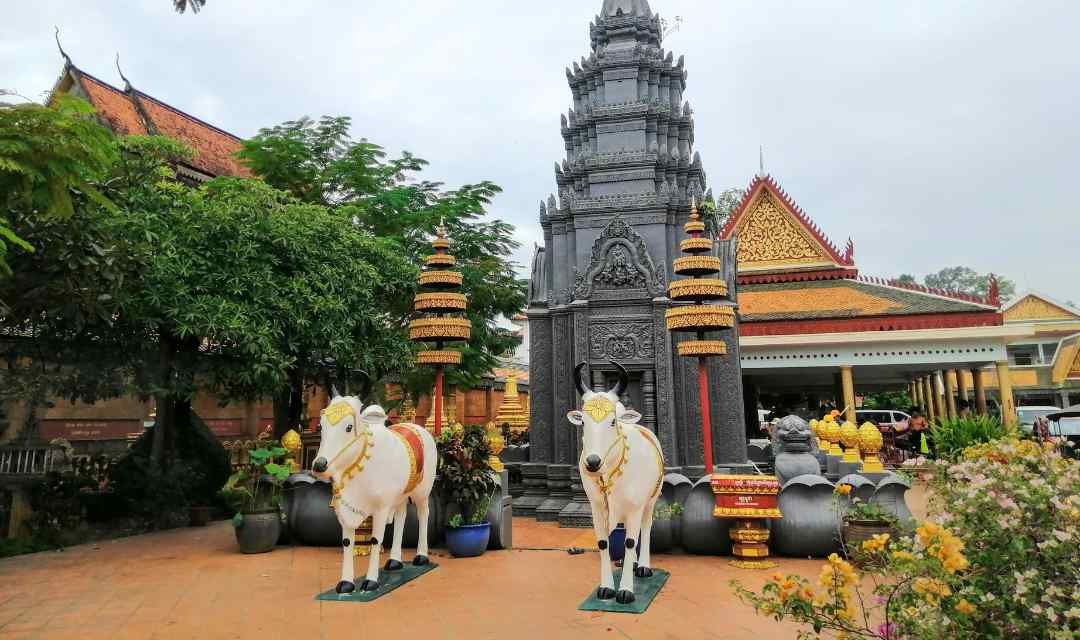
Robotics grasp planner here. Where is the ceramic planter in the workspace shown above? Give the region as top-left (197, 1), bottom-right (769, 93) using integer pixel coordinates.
top-left (842, 519), bottom-right (893, 549)
top-left (235, 510), bottom-right (282, 554)
top-left (445, 522), bottom-right (491, 558)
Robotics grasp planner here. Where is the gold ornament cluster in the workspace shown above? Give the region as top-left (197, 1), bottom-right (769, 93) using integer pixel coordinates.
top-left (677, 340), bottom-right (727, 357)
top-left (668, 278), bottom-right (728, 301)
top-left (408, 317), bottom-right (472, 341)
top-left (672, 255), bottom-right (722, 275)
top-left (418, 270), bottom-right (463, 288)
top-left (411, 224), bottom-right (468, 374)
top-left (416, 350), bottom-right (463, 365)
top-left (414, 292), bottom-right (467, 312)
top-left (665, 305), bottom-right (735, 331)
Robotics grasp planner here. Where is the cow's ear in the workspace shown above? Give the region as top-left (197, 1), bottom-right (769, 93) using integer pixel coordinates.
top-left (618, 409), bottom-right (642, 424)
top-left (566, 411), bottom-right (584, 426)
top-left (360, 404), bottom-right (388, 424)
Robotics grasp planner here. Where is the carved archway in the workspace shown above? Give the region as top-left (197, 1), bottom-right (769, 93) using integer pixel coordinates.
top-left (571, 215), bottom-right (665, 300)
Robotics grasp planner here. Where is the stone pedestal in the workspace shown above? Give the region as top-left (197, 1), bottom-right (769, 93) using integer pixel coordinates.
top-left (836, 461), bottom-right (863, 479)
top-left (558, 466), bottom-right (593, 528)
top-left (485, 469), bottom-right (513, 550)
top-left (536, 464), bottom-right (571, 521)
top-left (513, 462), bottom-right (549, 516)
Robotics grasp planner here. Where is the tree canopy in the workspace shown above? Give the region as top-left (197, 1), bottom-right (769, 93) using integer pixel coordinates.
top-left (239, 116), bottom-right (527, 402)
top-left (895, 267), bottom-right (1015, 303)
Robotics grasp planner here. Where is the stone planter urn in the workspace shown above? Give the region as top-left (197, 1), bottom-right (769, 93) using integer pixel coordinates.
top-left (842, 519), bottom-right (894, 550)
top-left (235, 509), bottom-right (282, 554)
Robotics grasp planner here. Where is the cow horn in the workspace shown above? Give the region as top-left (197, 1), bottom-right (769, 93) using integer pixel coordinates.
top-left (574, 361), bottom-right (589, 397)
top-left (330, 385), bottom-right (341, 399)
top-left (610, 361), bottom-right (628, 397)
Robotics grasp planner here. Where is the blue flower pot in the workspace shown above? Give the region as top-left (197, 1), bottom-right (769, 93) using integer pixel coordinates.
top-left (608, 524), bottom-right (626, 562)
top-left (446, 522), bottom-right (491, 558)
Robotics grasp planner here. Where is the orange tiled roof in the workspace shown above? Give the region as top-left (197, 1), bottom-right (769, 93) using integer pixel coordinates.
top-left (740, 278), bottom-right (995, 322)
top-left (69, 67), bottom-right (248, 179)
top-left (133, 91), bottom-right (250, 178)
top-left (77, 72), bottom-right (147, 136)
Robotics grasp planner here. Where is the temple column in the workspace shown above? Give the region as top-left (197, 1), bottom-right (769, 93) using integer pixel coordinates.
top-left (840, 366), bottom-right (856, 423)
top-left (944, 370), bottom-right (958, 420)
top-left (923, 376), bottom-right (936, 422)
top-left (996, 361), bottom-right (1016, 427)
top-left (958, 370), bottom-right (970, 404)
top-left (933, 372), bottom-right (947, 422)
top-left (914, 378), bottom-right (924, 412)
top-left (642, 369), bottom-right (657, 435)
top-left (1059, 390), bottom-right (1071, 409)
top-left (972, 367), bottom-right (988, 416)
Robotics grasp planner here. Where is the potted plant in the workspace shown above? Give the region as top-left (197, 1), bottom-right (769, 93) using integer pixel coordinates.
top-left (836, 486), bottom-right (899, 553)
top-left (219, 445), bottom-right (291, 554)
top-left (438, 425), bottom-right (499, 558)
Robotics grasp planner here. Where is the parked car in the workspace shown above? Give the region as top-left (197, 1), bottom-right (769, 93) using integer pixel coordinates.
top-left (1016, 406), bottom-right (1080, 440)
top-left (856, 409), bottom-right (911, 431)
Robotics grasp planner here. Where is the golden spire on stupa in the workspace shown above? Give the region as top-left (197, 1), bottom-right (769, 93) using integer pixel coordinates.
top-left (494, 373), bottom-right (529, 436)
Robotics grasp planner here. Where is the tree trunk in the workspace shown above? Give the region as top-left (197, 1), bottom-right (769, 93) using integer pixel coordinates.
top-left (272, 367), bottom-right (304, 439)
top-left (151, 332), bottom-right (175, 465)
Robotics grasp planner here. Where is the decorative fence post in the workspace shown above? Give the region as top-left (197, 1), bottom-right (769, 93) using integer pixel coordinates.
top-left (409, 224), bottom-right (470, 437)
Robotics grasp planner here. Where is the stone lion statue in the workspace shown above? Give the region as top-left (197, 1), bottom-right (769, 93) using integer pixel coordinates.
top-left (771, 415), bottom-right (823, 486)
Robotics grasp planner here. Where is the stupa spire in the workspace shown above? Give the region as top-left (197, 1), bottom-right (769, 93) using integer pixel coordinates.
top-left (601, 0), bottom-right (651, 17)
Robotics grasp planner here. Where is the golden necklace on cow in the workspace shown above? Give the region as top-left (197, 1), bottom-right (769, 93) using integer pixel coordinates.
top-left (581, 397), bottom-right (664, 499)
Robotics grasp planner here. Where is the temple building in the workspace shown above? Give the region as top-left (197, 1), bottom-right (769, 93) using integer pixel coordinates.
top-left (721, 173), bottom-right (1037, 425)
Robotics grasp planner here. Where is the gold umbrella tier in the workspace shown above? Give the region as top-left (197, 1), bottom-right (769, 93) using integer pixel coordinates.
top-left (668, 278), bottom-right (728, 302)
top-left (431, 237), bottom-right (451, 250)
top-left (684, 219), bottom-right (706, 233)
top-left (416, 350), bottom-right (463, 366)
top-left (680, 237), bottom-right (713, 254)
top-left (677, 340), bottom-right (728, 358)
top-left (673, 256), bottom-right (722, 277)
top-left (409, 317), bottom-right (472, 341)
top-left (418, 270), bottom-right (464, 290)
top-left (414, 292), bottom-right (468, 312)
top-left (425, 254), bottom-right (456, 268)
top-left (665, 305), bottom-right (736, 332)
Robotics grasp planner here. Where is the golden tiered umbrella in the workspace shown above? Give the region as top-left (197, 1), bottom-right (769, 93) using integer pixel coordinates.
top-left (409, 224), bottom-right (470, 437)
top-left (664, 201), bottom-right (735, 474)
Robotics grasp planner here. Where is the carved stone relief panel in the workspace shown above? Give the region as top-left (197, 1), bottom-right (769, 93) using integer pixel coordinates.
top-left (588, 322), bottom-right (655, 360)
top-left (570, 215), bottom-right (665, 301)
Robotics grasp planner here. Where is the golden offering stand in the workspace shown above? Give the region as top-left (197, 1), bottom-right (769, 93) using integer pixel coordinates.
top-left (354, 518), bottom-right (375, 557)
top-left (822, 419), bottom-right (844, 457)
top-left (711, 475), bottom-right (783, 569)
top-left (280, 429), bottom-right (302, 474)
top-left (809, 419), bottom-right (828, 451)
top-left (839, 421), bottom-right (863, 464)
top-left (486, 421), bottom-right (506, 472)
top-left (858, 422), bottom-right (885, 473)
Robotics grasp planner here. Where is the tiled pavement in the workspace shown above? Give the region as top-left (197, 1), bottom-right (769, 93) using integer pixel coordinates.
top-left (0, 484), bottom-right (932, 640)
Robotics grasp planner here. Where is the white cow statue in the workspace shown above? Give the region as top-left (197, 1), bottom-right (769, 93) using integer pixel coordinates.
top-left (312, 394), bottom-right (437, 594)
top-left (568, 361), bottom-right (665, 604)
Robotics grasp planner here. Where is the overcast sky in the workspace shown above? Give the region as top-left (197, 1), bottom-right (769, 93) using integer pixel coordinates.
top-left (4, 1), bottom-right (1079, 304)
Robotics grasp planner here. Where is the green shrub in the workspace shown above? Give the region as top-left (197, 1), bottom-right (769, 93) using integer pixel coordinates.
top-left (437, 425), bottom-right (498, 526)
top-left (931, 416), bottom-right (1008, 460)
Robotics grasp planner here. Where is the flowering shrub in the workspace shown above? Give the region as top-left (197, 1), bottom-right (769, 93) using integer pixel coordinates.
top-left (735, 437), bottom-right (1080, 639)
top-left (930, 437), bottom-right (1079, 638)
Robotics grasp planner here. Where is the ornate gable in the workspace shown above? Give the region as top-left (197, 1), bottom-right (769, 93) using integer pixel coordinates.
top-left (1004, 294), bottom-right (1080, 323)
top-left (720, 175), bottom-right (855, 280)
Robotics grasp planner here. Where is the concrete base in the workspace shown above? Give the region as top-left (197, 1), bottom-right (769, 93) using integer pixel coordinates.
top-left (513, 463), bottom-right (549, 517)
top-left (558, 467), bottom-right (593, 528)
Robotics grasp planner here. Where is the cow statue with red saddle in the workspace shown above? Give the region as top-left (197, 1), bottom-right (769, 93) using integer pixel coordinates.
top-left (312, 392), bottom-right (437, 594)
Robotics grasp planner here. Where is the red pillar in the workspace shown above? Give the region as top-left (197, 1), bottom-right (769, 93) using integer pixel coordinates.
top-left (698, 358), bottom-right (713, 474)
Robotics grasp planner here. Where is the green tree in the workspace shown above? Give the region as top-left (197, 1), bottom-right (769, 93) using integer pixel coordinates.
top-left (700, 187), bottom-right (745, 236)
top-left (0, 96), bottom-right (116, 280)
top-left (924, 266), bottom-right (1014, 301)
top-left (239, 116), bottom-right (526, 410)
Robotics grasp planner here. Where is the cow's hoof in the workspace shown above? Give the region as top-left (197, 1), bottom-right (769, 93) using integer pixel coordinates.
top-left (596, 586), bottom-right (616, 600)
top-left (359, 579), bottom-right (380, 592)
top-left (384, 559), bottom-right (404, 571)
top-left (413, 555), bottom-right (430, 566)
top-left (616, 590), bottom-right (636, 604)
top-left (634, 566), bottom-right (653, 578)
top-left (335, 581), bottom-right (355, 594)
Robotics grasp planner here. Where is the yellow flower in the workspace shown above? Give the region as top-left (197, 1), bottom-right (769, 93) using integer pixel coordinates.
top-left (861, 533), bottom-right (891, 553)
top-left (955, 599), bottom-right (977, 615)
top-left (891, 550), bottom-right (915, 561)
top-left (835, 483), bottom-right (853, 495)
top-left (913, 577), bottom-right (952, 604)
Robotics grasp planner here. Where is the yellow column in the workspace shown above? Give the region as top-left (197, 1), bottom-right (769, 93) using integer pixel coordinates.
top-left (957, 371), bottom-right (970, 404)
top-left (934, 372), bottom-right (948, 423)
top-left (944, 370), bottom-right (958, 419)
top-left (972, 367), bottom-right (988, 416)
top-left (840, 366), bottom-right (856, 424)
top-left (996, 360), bottom-right (1016, 427)
top-left (914, 379), bottom-right (924, 412)
top-left (923, 376), bottom-right (936, 422)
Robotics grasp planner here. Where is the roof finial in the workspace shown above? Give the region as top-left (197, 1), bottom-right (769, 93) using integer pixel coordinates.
top-left (115, 53), bottom-right (133, 91)
top-left (757, 145), bottom-right (766, 178)
top-left (54, 27), bottom-right (71, 67)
